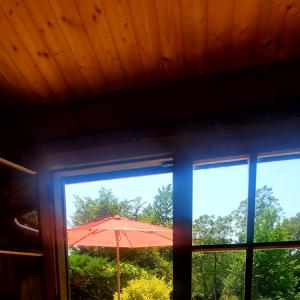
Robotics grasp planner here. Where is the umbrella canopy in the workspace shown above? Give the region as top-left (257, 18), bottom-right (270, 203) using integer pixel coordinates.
top-left (67, 216), bottom-right (172, 300)
top-left (68, 215), bottom-right (172, 248)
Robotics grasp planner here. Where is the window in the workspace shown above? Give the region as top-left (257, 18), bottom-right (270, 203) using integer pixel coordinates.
top-left (191, 154), bottom-right (300, 299)
top-left (192, 251), bottom-right (246, 299)
top-left (255, 155), bottom-right (300, 242)
top-left (55, 157), bottom-right (173, 299)
top-left (193, 159), bottom-right (248, 245)
top-left (51, 149), bottom-right (300, 299)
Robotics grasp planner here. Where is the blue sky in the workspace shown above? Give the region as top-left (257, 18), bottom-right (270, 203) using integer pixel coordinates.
top-left (65, 159), bottom-right (300, 223)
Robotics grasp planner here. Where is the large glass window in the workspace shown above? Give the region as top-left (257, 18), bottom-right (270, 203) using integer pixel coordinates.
top-left (192, 251), bottom-right (246, 299)
top-left (193, 160), bottom-right (248, 245)
top-left (252, 249), bottom-right (300, 299)
top-left (192, 159), bottom-right (248, 299)
top-left (192, 154), bottom-right (300, 299)
top-left (64, 171), bottom-right (173, 299)
top-left (255, 156), bottom-right (300, 242)
top-left (54, 151), bottom-right (300, 299)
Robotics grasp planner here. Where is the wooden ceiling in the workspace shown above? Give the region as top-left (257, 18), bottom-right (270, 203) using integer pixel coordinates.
top-left (0, 0), bottom-right (300, 103)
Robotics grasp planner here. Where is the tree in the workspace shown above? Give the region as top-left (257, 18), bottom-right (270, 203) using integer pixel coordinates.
top-left (193, 215), bottom-right (234, 245)
top-left (69, 185), bottom-right (173, 299)
top-left (284, 213), bottom-right (300, 241)
top-left (192, 215), bottom-right (235, 299)
top-left (192, 186), bottom-right (299, 299)
top-left (139, 184), bottom-right (173, 226)
top-left (69, 184), bottom-right (300, 299)
top-left (282, 213), bottom-right (300, 296)
top-left (232, 186), bottom-right (298, 299)
top-left (71, 188), bottom-right (145, 226)
top-left (153, 184), bottom-right (173, 226)
top-left (252, 249), bottom-right (296, 299)
top-left (222, 251), bottom-right (245, 298)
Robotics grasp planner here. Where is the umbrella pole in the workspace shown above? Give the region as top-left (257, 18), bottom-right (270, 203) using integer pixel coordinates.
top-left (115, 230), bottom-right (121, 300)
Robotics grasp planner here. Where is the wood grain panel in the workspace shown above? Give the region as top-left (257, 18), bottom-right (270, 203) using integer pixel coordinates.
top-left (231, 0), bottom-right (261, 68)
top-left (0, 43), bottom-right (35, 99)
top-left (0, 0), bottom-right (70, 100)
top-left (0, 70), bottom-right (14, 97)
top-left (127, 0), bottom-right (165, 83)
top-left (0, 0), bottom-right (298, 103)
top-left (154, 0), bottom-right (184, 78)
top-left (75, 0), bottom-right (126, 89)
top-left (49, 0), bottom-right (107, 94)
top-left (277, 0), bottom-right (300, 59)
top-left (207, 0), bottom-right (235, 73)
top-left (24, 0), bottom-right (90, 97)
top-left (255, 0), bottom-right (288, 65)
top-left (181, 0), bottom-right (207, 75)
top-left (100, 0), bottom-right (145, 85)
top-left (0, 7), bottom-right (52, 99)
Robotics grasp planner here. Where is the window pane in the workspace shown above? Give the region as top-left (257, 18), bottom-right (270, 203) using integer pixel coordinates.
top-left (252, 248), bottom-right (300, 299)
top-left (193, 161), bottom-right (248, 245)
top-left (65, 173), bottom-right (173, 300)
top-left (255, 156), bottom-right (300, 242)
top-left (192, 251), bottom-right (245, 299)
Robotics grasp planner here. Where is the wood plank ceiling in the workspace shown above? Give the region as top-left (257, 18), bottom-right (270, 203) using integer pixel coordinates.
top-left (0, 0), bottom-right (299, 103)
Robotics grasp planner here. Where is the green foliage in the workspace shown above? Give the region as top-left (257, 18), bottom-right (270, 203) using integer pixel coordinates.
top-left (113, 275), bottom-right (172, 300)
top-left (192, 186), bottom-right (300, 299)
top-left (284, 213), bottom-right (300, 241)
top-left (139, 184), bottom-right (173, 226)
top-left (222, 252), bottom-right (245, 298)
top-left (252, 249), bottom-right (297, 299)
top-left (152, 184), bottom-right (173, 226)
top-left (192, 251), bottom-right (244, 299)
top-left (69, 184), bottom-right (300, 299)
top-left (119, 247), bottom-right (172, 281)
top-left (71, 185), bottom-right (173, 228)
top-left (71, 188), bottom-right (145, 226)
top-left (69, 253), bottom-right (148, 300)
top-left (193, 214), bottom-right (234, 244)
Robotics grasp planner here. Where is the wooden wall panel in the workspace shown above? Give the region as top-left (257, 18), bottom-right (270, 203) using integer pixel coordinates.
top-left (255, 0), bottom-right (288, 65)
top-left (49, 0), bottom-right (107, 94)
top-left (24, 0), bottom-right (90, 97)
top-left (0, 7), bottom-right (52, 100)
top-left (207, 0), bottom-right (235, 73)
top-left (181, 0), bottom-right (207, 75)
top-left (0, 71), bottom-right (14, 97)
top-left (231, 0), bottom-right (261, 69)
top-left (0, 0), bottom-right (71, 100)
top-left (0, 43), bottom-right (35, 99)
top-left (278, 0), bottom-right (300, 59)
top-left (75, 0), bottom-right (126, 90)
top-left (154, 0), bottom-right (184, 79)
top-left (0, 0), bottom-right (298, 103)
top-left (127, 0), bottom-right (165, 83)
top-left (100, 0), bottom-right (145, 86)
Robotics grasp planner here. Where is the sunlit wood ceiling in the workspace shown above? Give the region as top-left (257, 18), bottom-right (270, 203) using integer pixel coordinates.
top-left (0, 0), bottom-right (299, 103)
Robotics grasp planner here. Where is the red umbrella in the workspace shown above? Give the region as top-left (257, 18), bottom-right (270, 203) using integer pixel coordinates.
top-left (68, 216), bottom-right (172, 300)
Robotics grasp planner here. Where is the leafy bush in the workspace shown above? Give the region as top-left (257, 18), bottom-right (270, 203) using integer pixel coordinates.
top-left (114, 275), bottom-right (172, 300)
top-left (69, 253), bottom-right (148, 300)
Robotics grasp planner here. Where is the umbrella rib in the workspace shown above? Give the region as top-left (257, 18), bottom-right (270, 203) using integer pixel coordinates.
top-left (122, 231), bottom-right (134, 248)
top-left (69, 229), bottom-right (106, 245)
top-left (151, 231), bottom-right (173, 242)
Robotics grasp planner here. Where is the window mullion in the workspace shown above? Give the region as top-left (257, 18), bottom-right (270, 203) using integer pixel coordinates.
top-left (244, 154), bottom-right (257, 299)
top-left (173, 153), bottom-right (193, 300)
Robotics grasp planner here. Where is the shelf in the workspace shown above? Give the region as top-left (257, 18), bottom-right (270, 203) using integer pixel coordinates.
top-left (0, 250), bottom-right (43, 257)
